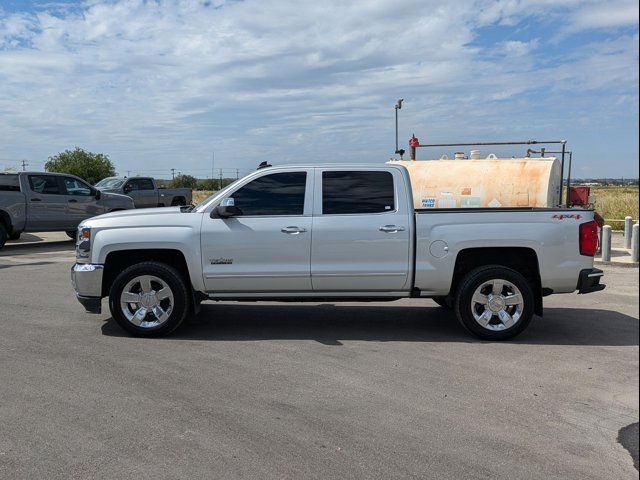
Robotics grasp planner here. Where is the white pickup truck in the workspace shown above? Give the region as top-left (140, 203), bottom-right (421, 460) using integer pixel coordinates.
top-left (70, 164), bottom-right (604, 340)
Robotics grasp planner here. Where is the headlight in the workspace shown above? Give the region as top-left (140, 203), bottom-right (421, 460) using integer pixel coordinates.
top-left (76, 226), bottom-right (91, 259)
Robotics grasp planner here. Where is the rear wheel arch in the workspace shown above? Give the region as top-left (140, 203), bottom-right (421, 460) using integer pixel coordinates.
top-left (0, 209), bottom-right (12, 233)
top-left (449, 247), bottom-right (543, 316)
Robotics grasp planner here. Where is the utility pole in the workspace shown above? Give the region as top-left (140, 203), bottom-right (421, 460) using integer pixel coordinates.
top-left (211, 151), bottom-right (215, 189)
top-left (219, 168), bottom-right (223, 190)
top-left (236, 168), bottom-right (239, 180)
top-left (171, 168), bottom-right (176, 179)
top-left (21, 160), bottom-right (28, 171)
top-left (126, 170), bottom-right (131, 177)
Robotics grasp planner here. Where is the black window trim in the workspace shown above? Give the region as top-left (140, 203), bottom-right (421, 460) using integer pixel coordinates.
top-left (319, 169), bottom-right (398, 216)
top-left (223, 169), bottom-right (310, 218)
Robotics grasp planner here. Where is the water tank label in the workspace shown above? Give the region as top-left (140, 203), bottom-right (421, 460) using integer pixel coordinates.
top-left (421, 197), bottom-right (436, 208)
top-left (438, 192), bottom-right (456, 208)
top-left (460, 196), bottom-right (481, 208)
top-left (488, 198), bottom-right (502, 208)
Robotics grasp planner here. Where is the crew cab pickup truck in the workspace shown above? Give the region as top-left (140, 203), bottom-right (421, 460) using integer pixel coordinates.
top-left (70, 164), bottom-right (604, 340)
top-left (0, 172), bottom-right (134, 249)
top-left (95, 176), bottom-right (192, 208)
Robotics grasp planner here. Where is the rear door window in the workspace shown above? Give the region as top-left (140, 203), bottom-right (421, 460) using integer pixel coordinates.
top-left (322, 171), bottom-right (395, 214)
top-left (0, 174), bottom-right (20, 192)
top-left (131, 178), bottom-right (155, 190)
top-left (232, 172), bottom-right (307, 216)
top-left (28, 175), bottom-right (62, 195)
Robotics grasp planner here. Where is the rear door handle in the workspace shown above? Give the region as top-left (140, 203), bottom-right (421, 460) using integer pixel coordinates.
top-left (379, 225), bottom-right (405, 233)
top-left (281, 226), bottom-right (307, 234)
top-left (30, 198), bottom-right (42, 202)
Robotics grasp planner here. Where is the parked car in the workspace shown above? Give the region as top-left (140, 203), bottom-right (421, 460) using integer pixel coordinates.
top-left (70, 164), bottom-right (604, 340)
top-left (95, 176), bottom-right (192, 208)
top-left (0, 172), bottom-right (134, 249)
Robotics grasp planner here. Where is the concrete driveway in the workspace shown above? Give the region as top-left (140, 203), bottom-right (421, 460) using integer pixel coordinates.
top-left (0, 234), bottom-right (638, 479)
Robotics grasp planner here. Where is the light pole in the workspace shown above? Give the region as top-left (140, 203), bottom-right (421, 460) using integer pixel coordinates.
top-left (394, 99), bottom-right (405, 159)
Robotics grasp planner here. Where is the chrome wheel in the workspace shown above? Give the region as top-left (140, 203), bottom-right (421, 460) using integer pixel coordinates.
top-left (470, 279), bottom-right (524, 331)
top-left (119, 275), bottom-right (174, 328)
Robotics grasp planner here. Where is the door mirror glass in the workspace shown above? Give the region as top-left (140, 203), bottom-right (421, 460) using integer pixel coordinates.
top-left (123, 183), bottom-right (133, 193)
top-left (211, 198), bottom-right (241, 218)
top-left (94, 189), bottom-right (102, 200)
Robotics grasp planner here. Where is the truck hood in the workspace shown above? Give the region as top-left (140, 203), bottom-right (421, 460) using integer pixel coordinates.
top-left (93, 206), bottom-right (182, 221)
top-left (101, 191), bottom-right (132, 201)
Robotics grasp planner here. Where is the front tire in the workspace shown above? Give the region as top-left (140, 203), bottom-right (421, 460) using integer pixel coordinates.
top-left (454, 266), bottom-right (535, 341)
top-left (9, 232), bottom-right (20, 240)
top-left (66, 230), bottom-right (76, 240)
top-left (108, 261), bottom-right (191, 337)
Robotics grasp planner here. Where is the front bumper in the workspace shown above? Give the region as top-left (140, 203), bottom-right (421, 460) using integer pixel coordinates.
top-left (71, 263), bottom-right (104, 314)
top-left (577, 268), bottom-right (606, 294)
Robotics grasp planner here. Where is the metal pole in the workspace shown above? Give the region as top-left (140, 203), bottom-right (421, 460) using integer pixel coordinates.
top-left (416, 140), bottom-right (566, 148)
top-left (624, 216), bottom-right (633, 248)
top-left (632, 223), bottom-right (639, 262)
top-left (559, 141), bottom-right (566, 207)
top-left (601, 225), bottom-right (612, 262)
top-left (565, 150), bottom-right (573, 207)
top-left (395, 107), bottom-right (398, 154)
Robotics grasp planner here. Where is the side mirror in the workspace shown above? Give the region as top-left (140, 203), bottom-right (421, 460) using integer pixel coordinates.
top-left (210, 197), bottom-right (241, 218)
top-left (94, 189), bottom-right (102, 200)
top-left (123, 184), bottom-right (133, 194)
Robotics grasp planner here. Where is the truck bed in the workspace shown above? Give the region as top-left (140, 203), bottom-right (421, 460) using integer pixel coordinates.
top-left (413, 208), bottom-right (595, 296)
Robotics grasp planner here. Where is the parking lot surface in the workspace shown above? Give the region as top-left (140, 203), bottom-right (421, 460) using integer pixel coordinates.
top-left (1, 233), bottom-right (638, 479)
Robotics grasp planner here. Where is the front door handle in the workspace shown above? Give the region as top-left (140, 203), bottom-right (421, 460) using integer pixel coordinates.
top-left (281, 226), bottom-right (307, 234)
top-left (30, 198), bottom-right (42, 202)
top-left (379, 225), bottom-right (405, 233)
top-left (68, 199), bottom-right (78, 203)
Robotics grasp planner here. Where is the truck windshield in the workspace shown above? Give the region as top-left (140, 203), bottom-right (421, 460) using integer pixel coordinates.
top-left (95, 178), bottom-right (125, 188)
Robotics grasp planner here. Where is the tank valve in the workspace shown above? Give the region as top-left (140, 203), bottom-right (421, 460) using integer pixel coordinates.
top-left (409, 134), bottom-right (420, 160)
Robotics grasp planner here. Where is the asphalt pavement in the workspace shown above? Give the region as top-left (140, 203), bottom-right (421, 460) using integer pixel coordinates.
top-left (0, 233), bottom-right (638, 479)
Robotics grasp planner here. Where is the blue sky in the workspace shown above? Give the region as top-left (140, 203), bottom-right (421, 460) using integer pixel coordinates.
top-left (0, 0), bottom-right (638, 179)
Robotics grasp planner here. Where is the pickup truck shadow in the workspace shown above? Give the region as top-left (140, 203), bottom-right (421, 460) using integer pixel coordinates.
top-left (101, 304), bottom-right (639, 347)
top-left (0, 240), bottom-right (74, 256)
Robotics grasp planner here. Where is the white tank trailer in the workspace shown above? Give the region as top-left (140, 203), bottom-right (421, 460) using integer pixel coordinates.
top-left (389, 154), bottom-right (562, 210)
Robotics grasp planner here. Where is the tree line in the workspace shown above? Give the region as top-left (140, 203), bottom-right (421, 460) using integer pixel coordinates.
top-left (44, 147), bottom-right (235, 190)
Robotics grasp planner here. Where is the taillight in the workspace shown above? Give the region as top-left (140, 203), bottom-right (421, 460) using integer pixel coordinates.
top-left (579, 220), bottom-right (598, 257)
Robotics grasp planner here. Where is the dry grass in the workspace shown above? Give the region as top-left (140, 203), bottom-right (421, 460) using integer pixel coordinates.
top-left (193, 190), bottom-right (215, 204)
top-left (591, 186), bottom-right (639, 229)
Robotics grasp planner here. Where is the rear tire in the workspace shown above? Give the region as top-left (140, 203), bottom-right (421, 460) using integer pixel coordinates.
top-left (108, 261), bottom-right (191, 337)
top-left (9, 232), bottom-right (20, 240)
top-left (0, 224), bottom-right (7, 249)
top-left (454, 265), bottom-right (535, 341)
top-left (171, 197), bottom-right (186, 206)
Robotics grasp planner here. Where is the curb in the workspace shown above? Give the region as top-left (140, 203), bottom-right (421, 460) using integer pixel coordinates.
top-left (594, 259), bottom-right (639, 268)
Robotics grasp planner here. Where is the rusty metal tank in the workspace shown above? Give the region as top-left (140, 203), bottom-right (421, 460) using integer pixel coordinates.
top-left (388, 156), bottom-right (561, 209)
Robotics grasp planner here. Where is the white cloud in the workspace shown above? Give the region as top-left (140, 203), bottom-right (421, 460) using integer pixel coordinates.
top-left (0, 0), bottom-right (637, 177)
